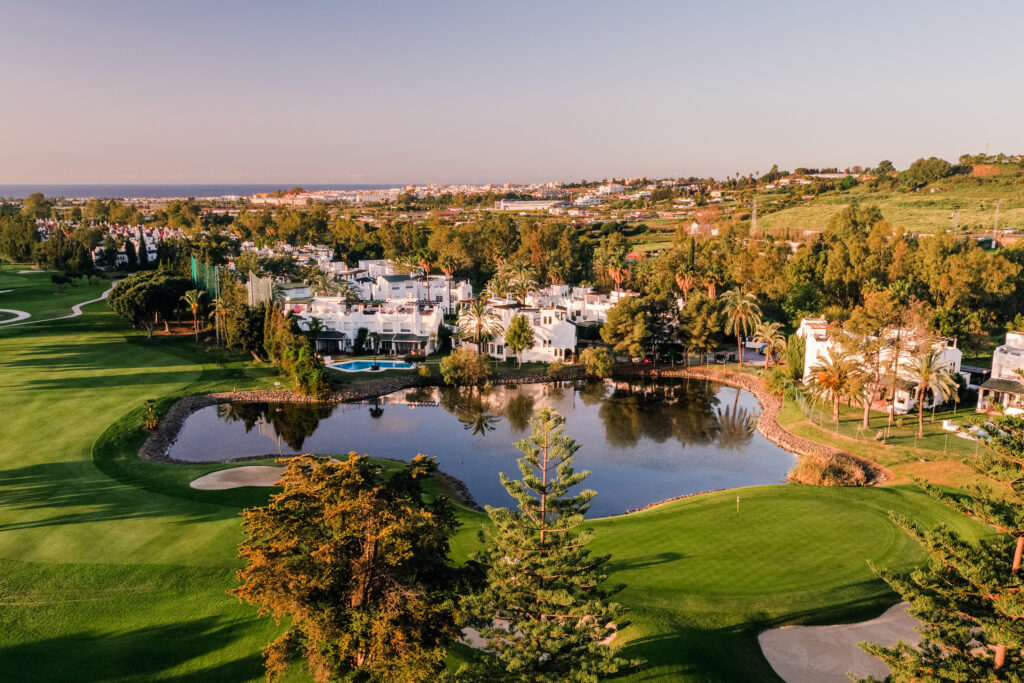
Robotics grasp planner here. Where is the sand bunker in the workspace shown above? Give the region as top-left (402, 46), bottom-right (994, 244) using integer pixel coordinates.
top-left (758, 602), bottom-right (919, 683)
top-left (190, 466), bottom-right (283, 490)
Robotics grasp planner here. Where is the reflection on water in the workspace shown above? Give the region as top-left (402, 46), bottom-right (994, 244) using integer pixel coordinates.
top-left (168, 379), bottom-right (796, 516)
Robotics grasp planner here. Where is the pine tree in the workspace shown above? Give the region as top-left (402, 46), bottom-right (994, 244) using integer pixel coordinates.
top-left (232, 454), bottom-right (460, 682)
top-left (464, 408), bottom-right (638, 681)
top-left (859, 415), bottom-right (1024, 680)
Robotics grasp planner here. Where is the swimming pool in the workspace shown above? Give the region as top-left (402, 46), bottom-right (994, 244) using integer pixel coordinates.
top-left (328, 359), bottom-right (416, 372)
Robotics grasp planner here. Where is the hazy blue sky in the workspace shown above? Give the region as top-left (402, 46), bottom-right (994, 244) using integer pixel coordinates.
top-left (2, 1), bottom-right (1022, 184)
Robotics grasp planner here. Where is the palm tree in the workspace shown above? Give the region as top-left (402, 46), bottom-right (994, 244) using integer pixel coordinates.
top-left (753, 320), bottom-right (786, 368)
top-left (438, 254), bottom-right (465, 313)
top-left (181, 289), bottom-right (205, 343)
top-left (208, 297), bottom-right (227, 347)
top-left (416, 248), bottom-right (437, 304)
top-left (503, 260), bottom-right (539, 303)
top-left (721, 288), bottom-right (762, 367)
top-left (903, 347), bottom-right (959, 438)
top-left (306, 316), bottom-right (325, 345)
top-left (308, 270), bottom-right (338, 298)
top-left (675, 270), bottom-right (697, 306)
top-left (716, 405), bottom-right (757, 451)
top-left (805, 351), bottom-right (859, 423)
top-left (335, 280), bottom-right (361, 303)
top-left (456, 299), bottom-right (503, 354)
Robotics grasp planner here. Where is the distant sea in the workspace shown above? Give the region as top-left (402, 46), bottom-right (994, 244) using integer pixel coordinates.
top-left (0, 184), bottom-right (402, 200)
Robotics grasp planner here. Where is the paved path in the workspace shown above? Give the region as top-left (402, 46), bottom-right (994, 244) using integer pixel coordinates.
top-left (0, 282), bottom-right (117, 328)
top-left (758, 602), bottom-right (919, 683)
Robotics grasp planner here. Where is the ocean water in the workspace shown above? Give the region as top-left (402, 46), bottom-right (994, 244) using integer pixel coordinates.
top-left (0, 184), bottom-right (402, 200)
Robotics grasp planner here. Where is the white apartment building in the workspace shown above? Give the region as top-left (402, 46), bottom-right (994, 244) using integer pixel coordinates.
top-left (369, 273), bottom-right (472, 314)
top-left (524, 285), bottom-right (639, 324)
top-left (290, 299), bottom-right (444, 356)
top-left (463, 300), bottom-right (578, 364)
top-left (978, 331), bottom-right (1024, 414)
top-left (493, 199), bottom-right (566, 211)
top-left (798, 317), bottom-right (964, 415)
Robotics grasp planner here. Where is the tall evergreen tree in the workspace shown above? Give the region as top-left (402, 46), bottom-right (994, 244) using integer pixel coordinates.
top-left (464, 408), bottom-right (637, 681)
top-left (859, 415), bottom-right (1024, 680)
top-left (232, 454), bottom-right (460, 683)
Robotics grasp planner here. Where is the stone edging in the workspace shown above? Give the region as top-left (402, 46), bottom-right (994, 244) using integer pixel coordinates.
top-left (611, 365), bottom-right (892, 486)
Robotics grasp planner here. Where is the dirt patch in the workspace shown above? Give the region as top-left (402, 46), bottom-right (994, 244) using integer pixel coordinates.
top-left (971, 164), bottom-right (999, 177)
top-left (758, 602), bottom-right (918, 683)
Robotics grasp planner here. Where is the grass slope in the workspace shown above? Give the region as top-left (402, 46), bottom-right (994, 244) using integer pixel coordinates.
top-left (0, 265), bottom-right (111, 322)
top-left (0, 277), bottom-right (988, 680)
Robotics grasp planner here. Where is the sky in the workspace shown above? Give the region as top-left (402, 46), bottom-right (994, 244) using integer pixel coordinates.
top-left (2, 0), bottom-right (1023, 185)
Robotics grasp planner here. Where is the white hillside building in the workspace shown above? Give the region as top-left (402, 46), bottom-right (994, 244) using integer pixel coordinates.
top-left (978, 331), bottom-right (1024, 414)
top-left (462, 300), bottom-right (578, 363)
top-left (797, 317), bottom-right (963, 415)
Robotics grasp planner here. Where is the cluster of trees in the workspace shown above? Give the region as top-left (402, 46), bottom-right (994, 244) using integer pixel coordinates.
top-left (108, 270), bottom-right (192, 338)
top-left (861, 413), bottom-right (1024, 678)
top-left (109, 269), bottom-right (331, 397)
top-left (233, 409), bottom-right (635, 682)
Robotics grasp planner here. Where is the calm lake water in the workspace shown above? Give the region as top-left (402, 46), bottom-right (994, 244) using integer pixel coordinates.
top-left (168, 379), bottom-right (797, 516)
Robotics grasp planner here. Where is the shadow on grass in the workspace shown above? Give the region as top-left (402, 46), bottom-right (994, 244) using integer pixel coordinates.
top-left (0, 461), bottom-right (239, 531)
top-left (0, 615), bottom-right (266, 682)
top-left (607, 551), bottom-right (687, 572)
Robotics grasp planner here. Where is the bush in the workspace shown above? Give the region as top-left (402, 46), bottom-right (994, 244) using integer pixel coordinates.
top-left (352, 327), bottom-right (368, 354)
top-left (547, 359), bottom-right (565, 379)
top-left (783, 333), bottom-right (804, 381)
top-left (579, 347), bottom-right (613, 378)
top-left (788, 453), bottom-right (869, 487)
top-left (439, 348), bottom-right (491, 387)
top-left (764, 366), bottom-right (789, 397)
top-left (417, 364), bottom-right (432, 379)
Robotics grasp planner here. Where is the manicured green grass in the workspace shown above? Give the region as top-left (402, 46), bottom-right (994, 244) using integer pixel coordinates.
top-left (0, 264), bottom-right (111, 322)
top-left (0, 301), bottom-right (989, 681)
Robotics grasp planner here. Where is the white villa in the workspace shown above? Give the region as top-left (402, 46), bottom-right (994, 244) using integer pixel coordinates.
top-left (524, 285), bottom-right (639, 324)
top-left (463, 300), bottom-right (579, 364)
top-left (977, 331), bottom-right (1024, 414)
top-left (798, 317), bottom-right (964, 415)
top-left (288, 299), bottom-right (444, 356)
top-left (368, 273), bottom-right (473, 314)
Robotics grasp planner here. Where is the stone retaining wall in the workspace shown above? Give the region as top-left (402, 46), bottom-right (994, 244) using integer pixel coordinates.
top-left (612, 365), bottom-right (891, 486)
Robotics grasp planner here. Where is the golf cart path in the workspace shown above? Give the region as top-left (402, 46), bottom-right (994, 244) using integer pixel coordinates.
top-left (758, 602), bottom-right (919, 683)
top-left (0, 282), bottom-right (117, 328)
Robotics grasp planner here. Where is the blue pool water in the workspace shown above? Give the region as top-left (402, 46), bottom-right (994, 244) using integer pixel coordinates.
top-left (329, 360), bottom-right (415, 372)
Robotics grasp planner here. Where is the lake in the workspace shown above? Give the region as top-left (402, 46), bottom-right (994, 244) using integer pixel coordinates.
top-left (167, 379), bottom-right (797, 516)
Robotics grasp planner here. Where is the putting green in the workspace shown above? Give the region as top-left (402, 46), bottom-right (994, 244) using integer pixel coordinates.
top-left (0, 301), bottom-right (987, 681)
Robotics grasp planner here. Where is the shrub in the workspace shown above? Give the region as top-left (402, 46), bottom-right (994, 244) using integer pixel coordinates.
top-left (783, 333), bottom-right (804, 381)
top-left (547, 359), bottom-right (565, 379)
top-left (579, 347), bottom-right (613, 378)
top-left (352, 327), bottom-right (368, 354)
top-left (788, 453), bottom-right (870, 486)
top-left (417, 364), bottom-right (432, 379)
top-left (764, 366), bottom-right (789, 397)
top-left (439, 348), bottom-right (490, 387)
